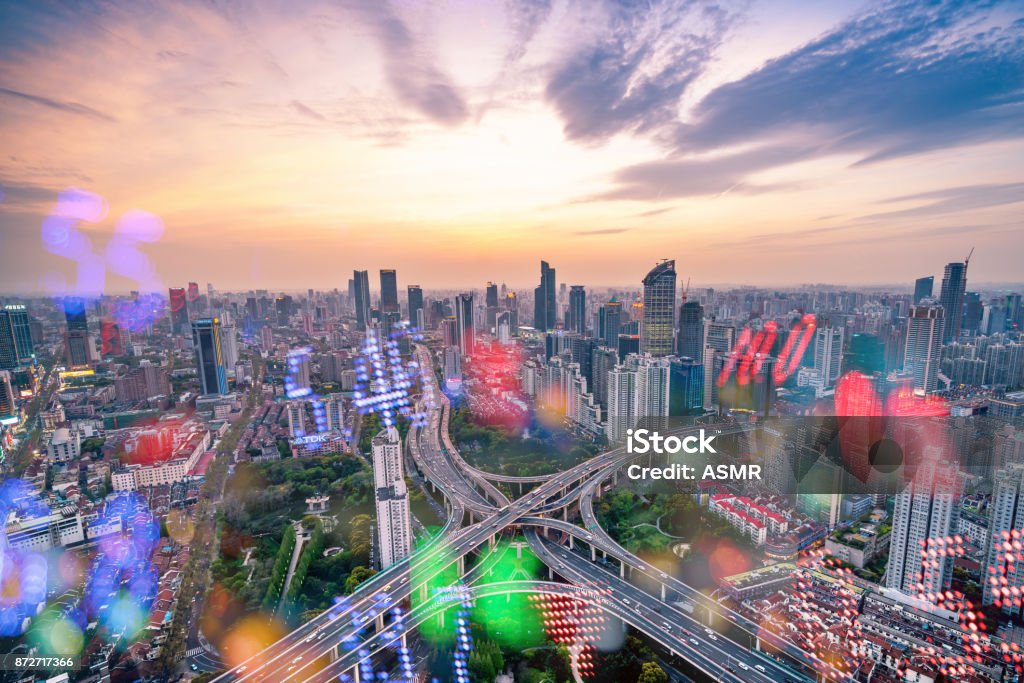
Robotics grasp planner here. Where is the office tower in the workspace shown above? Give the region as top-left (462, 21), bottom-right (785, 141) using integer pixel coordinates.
top-left (904, 305), bottom-right (944, 393)
top-left (353, 270), bottom-right (371, 331)
top-left (191, 318), bottom-right (228, 396)
top-left (676, 301), bottom-right (705, 362)
top-left (373, 428), bottom-right (412, 568)
top-left (813, 326), bottom-right (844, 387)
top-left (845, 333), bottom-right (885, 375)
top-left (706, 321), bottom-right (736, 354)
top-left (187, 281), bottom-right (200, 304)
top-left (379, 269), bottom-right (399, 314)
top-left (275, 295), bottom-right (293, 327)
top-left (443, 346), bottom-right (461, 383)
top-left (260, 326), bottom-right (274, 353)
top-left (606, 362), bottom-right (637, 443)
top-left (597, 301), bottom-right (623, 348)
top-left (503, 291), bottom-right (519, 335)
top-left (617, 333), bottom-right (640, 361)
top-left (591, 347), bottom-right (618, 410)
top-left (569, 336), bottom-right (595, 384)
top-left (913, 276), bottom-right (934, 304)
top-left (407, 286), bottom-right (424, 330)
top-left (545, 331), bottom-right (575, 361)
top-left (715, 352), bottom-right (776, 417)
top-left (64, 328), bottom-right (92, 367)
top-left (287, 401), bottom-right (306, 438)
top-left (496, 311), bottom-right (514, 345)
top-left (0, 305), bottom-right (34, 370)
top-left (485, 282), bottom-right (499, 330)
top-left (640, 260), bottom-right (676, 357)
top-left (533, 261), bottom-right (557, 332)
top-left (64, 298), bottom-right (88, 332)
top-left (962, 291), bottom-right (983, 334)
top-left (455, 293), bottom-right (475, 356)
top-left (939, 260), bottom-right (967, 342)
top-left (324, 394), bottom-right (345, 432)
top-left (567, 286), bottom-right (586, 335)
top-left (982, 300), bottom-right (1007, 335)
top-left (669, 357), bottom-right (704, 416)
top-left (984, 465), bottom-right (1024, 618)
top-left (886, 449), bottom-right (960, 596)
top-left (0, 370), bottom-right (15, 419)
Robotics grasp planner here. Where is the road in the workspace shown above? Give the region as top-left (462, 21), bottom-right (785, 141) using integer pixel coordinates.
top-left (212, 345), bottom-right (833, 683)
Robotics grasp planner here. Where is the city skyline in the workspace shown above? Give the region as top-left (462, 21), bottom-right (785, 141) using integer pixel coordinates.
top-left (0, 0), bottom-right (1022, 292)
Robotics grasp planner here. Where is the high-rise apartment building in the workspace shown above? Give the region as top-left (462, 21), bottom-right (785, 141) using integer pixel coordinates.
top-left (353, 270), bottom-right (371, 331)
top-left (485, 282), bottom-right (499, 330)
top-left (606, 360), bottom-right (637, 443)
top-left (913, 276), bottom-right (934, 304)
top-left (0, 370), bottom-right (15, 419)
top-left (324, 393), bottom-right (345, 432)
top-left (676, 301), bottom-right (705, 362)
top-left (886, 448), bottom-right (960, 596)
top-left (567, 286), bottom-right (586, 335)
top-left (939, 261), bottom-right (967, 342)
top-left (640, 260), bottom-right (676, 357)
top-left (533, 261), bottom-right (557, 332)
top-left (813, 326), bottom-right (844, 387)
top-left (168, 287), bottom-right (189, 334)
top-left (984, 464), bottom-right (1024, 619)
top-left (904, 305), bottom-right (944, 393)
top-left (372, 428), bottom-right (412, 568)
top-left (191, 318), bottom-right (228, 396)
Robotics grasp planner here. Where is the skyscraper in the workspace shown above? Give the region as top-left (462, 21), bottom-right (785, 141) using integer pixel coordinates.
top-left (634, 355), bottom-right (671, 422)
top-left (984, 464), bottom-right (1024, 619)
top-left (812, 326), bottom-right (844, 387)
top-left (962, 291), bottom-right (983, 334)
top-left (455, 293), bottom-right (475, 356)
top-left (591, 346), bottom-right (617, 410)
top-left (913, 276), bottom-right (934, 304)
top-left (845, 333), bottom-right (885, 375)
top-left (287, 401), bottom-right (306, 438)
top-left (192, 318), bottom-right (228, 396)
top-left (373, 428), bottom-right (412, 568)
top-left (533, 261), bottom-right (556, 332)
top-left (0, 370), bottom-right (15, 419)
top-left (324, 393), bottom-right (345, 433)
top-left (886, 448), bottom-right (960, 596)
top-left (168, 286), bottom-right (189, 335)
top-left (668, 357), bottom-right (704, 416)
top-left (939, 260), bottom-right (967, 342)
top-left (0, 304), bottom-right (33, 370)
top-left (597, 301), bottom-right (623, 348)
top-left (640, 260), bottom-right (676, 357)
top-left (904, 305), bottom-right (944, 393)
top-left (353, 270), bottom-right (371, 331)
top-left (606, 361), bottom-right (637, 443)
top-left (676, 301), bottom-right (705, 362)
top-left (567, 285), bottom-right (586, 335)
top-left (485, 282), bottom-right (499, 330)
top-left (407, 285), bottom-right (424, 330)
top-left (379, 269), bottom-right (399, 313)
top-left (64, 298), bottom-right (89, 332)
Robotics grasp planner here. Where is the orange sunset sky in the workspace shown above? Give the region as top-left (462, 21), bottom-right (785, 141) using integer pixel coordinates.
top-left (0, 0), bottom-right (1022, 293)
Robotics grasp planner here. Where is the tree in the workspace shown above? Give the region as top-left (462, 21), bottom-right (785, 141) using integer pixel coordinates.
top-left (344, 566), bottom-right (376, 594)
top-left (636, 662), bottom-right (667, 683)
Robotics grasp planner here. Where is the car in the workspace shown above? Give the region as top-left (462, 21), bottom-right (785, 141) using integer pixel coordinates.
top-left (237, 666), bottom-right (247, 673)
top-left (659, 572), bottom-right (668, 579)
top-left (689, 638), bottom-right (698, 646)
top-left (754, 664), bottom-right (767, 673)
top-left (191, 665), bottom-right (198, 672)
top-left (738, 662), bottom-right (750, 671)
top-left (709, 634), bottom-right (718, 641)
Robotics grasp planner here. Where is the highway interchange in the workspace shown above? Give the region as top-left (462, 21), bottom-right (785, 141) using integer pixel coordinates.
top-left (211, 345), bottom-right (839, 683)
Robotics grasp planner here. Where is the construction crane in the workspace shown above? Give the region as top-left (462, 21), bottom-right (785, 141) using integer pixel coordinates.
top-left (965, 247), bottom-right (974, 268)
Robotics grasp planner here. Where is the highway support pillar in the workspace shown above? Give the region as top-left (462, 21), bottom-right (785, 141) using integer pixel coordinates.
top-left (457, 555), bottom-right (465, 575)
top-left (591, 545), bottom-right (596, 562)
top-left (375, 613), bottom-right (384, 632)
top-left (569, 535), bottom-right (574, 550)
top-left (620, 562), bottom-right (625, 579)
top-left (562, 506), bottom-right (568, 521)
top-left (661, 583), bottom-right (666, 601)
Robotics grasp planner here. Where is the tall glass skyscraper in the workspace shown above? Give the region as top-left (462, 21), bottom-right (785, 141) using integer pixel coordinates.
top-left (567, 285), bottom-right (586, 335)
top-left (676, 301), bottom-right (704, 362)
top-left (192, 317), bottom-right (228, 395)
top-left (455, 293), bottom-right (475, 356)
top-left (640, 260), bottom-right (676, 357)
top-left (533, 261), bottom-right (556, 332)
top-left (939, 261), bottom-right (967, 342)
top-left (913, 275), bottom-right (934, 304)
top-left (353, 270), bottom-right (371, 331)
top-left (0, 304), bottom-right (33, 370)
top-left (379, 269), bottom-right (399, 313)
top-left (407, 285), bottom-right (424, 329)
top-left (904, 305), bottom-right (944, 392)
top-left (597, 301), bottom-right (622, 348)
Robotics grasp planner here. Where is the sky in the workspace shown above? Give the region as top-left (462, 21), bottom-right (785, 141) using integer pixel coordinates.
top-left (0, 0), bottom-right (1022, 294)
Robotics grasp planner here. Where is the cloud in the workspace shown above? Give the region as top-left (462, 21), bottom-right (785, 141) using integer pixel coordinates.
top-left (0, 86), bottom-right (116, 122)
top-left (291, 99), bottom-right (326, 121)
top-left (679, 0), bottom-right (1024, 159)
top-left (574, 227), bottom-right (631, 236)
top-left (546, 0), bottom-right (736, 143)
top-left (864, 182), bottom-right (1024, 219)
top-left (348, 1), bottom-right (469, 127)
top-left (598, 144), bottom-right (813, 200)
top-left (595, 0), bottom-right (1024, 200)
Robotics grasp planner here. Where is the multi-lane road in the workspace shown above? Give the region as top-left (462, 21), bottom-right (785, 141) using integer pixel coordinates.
top-left (213, 345), bottom-right (831, 683)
